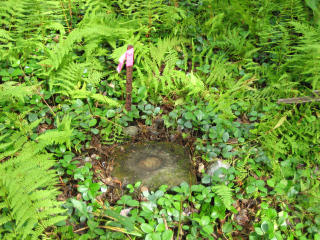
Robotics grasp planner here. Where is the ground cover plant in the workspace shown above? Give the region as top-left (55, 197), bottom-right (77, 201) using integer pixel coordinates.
top-left (0, 0), bottom-right (320, 239)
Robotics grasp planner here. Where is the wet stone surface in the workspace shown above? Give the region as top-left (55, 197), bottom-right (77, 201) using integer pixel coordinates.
top-left (112, 142), bottom-right (196, 189)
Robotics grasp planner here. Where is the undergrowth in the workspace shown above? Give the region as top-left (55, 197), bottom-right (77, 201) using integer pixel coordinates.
top-left (0, 0), bottom-right (319, 239)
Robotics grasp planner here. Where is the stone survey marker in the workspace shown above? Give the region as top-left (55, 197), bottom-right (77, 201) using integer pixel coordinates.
top-left (112, 142), bottom-right (196, 189)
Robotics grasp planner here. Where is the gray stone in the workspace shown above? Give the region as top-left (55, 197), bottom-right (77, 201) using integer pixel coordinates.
top-left (112, 142), bottom-right (196, 190)
top-left (207, 159), bottom-right (230, 179)
top-left (123, 126), bottom-right (139, 137)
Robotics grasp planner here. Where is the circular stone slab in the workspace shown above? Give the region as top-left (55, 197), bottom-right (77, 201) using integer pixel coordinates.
top-left (112, 142), bottom-right (196, 189)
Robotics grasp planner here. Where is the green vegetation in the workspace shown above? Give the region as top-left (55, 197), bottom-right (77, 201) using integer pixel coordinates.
top-left (0, 0), bottom-right (319, 239)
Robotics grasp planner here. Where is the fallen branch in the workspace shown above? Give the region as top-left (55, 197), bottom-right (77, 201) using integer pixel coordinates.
top-left (277, 90), bottom-right (320, 104)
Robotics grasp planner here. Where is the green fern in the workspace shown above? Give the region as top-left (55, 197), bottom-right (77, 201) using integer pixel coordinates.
top-left (63, 83), bottom-right (119, 107)
top-left (177, 72), bottom-right (212, 101)
top-left (0, 146), bottom-right (66, 239)
top-left (135, 38), bottom-right (182, 98)
top-left (0, 113), bottom-right (74, 239)
top-left (0, 82), bottom-right (36, 104)
top-left (41, 13), bottom-right (137, 72)
top-left (0, 130), bottom-right (71, 239)
top-left (211, 185), bottom-right (233, 209)
top-left (109, 0), bottom-right (185, 37)
top-left (0, 0), bottom-right (65, 61)
top-left (286, 21), bottom-right (320, 89)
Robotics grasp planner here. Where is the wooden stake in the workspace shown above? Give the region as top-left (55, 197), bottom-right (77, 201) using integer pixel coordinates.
top-left (125, 45), bottom-right (134, 111)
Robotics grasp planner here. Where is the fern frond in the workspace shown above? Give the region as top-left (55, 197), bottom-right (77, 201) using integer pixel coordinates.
top-left (135, 38), bottom-right (182, 98)
top-left (0, 0), bottom-right (65, 60)
top-left (43, 22), bottom-right (136, 71)
top-left (0, 82), bottom-right (36, 103)
top-left (286, 21), bottom-right (320, 89)
top-left (0, 144), bottom-right (66, 239)
top-left (64, 84), bottom-right (119, 107)
top-left (205, 55), bottom-right (233, 88)
top-left (0, 29), bottom-right (13, 42)
top-left (211, 185), bottom-right (233, 209)
top-left (37, 115), bottom-right (73, 149)
top-left (0, 113), bottom-right (69, 239)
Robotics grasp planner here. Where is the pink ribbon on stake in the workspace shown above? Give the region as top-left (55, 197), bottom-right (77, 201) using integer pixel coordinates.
top-left (117, 47), bottom-right (134, 73)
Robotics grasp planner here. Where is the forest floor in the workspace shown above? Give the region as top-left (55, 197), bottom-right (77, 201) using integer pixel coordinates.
top-left (0, 1), bottom-right (319, 240)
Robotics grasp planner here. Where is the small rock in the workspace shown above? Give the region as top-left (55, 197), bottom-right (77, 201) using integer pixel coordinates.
top-left (154, 118), bottom-right (164, 129)
top-left (53, 35), bottom-right (59, 43)
top-left (198, 163), bottom-right (205, 173)
top-left (169, 134), bottom-right (175, 142)
top-left (150, 129), bottom-right (159, 136)
top-left (76, 193), bottom-right (82, 200)
top-left (140, 186), bottom-right (149, 193)
top-left (140, 186), bottom-right (149, 201)
top-left (123, 126), bottom-right (139, 137)
top-left (234, 209), bottom-right (249, 226)
top-left (207, 159), bottom-right (230, 179)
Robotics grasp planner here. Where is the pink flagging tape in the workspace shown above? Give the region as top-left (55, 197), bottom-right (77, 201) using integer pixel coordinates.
top-left (116, 47), bottom-right (134, 73)
top-left (126, 48), bottom-right (134, 67)
top-left (116, 52), bottom-right (126, 73)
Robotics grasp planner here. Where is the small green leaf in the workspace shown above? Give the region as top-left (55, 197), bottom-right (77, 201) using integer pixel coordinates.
top-left (70, 199), bottom-right (88, 218)
top-left (59, 145), bottom-right (66, 153)
top-left (169, 111), bottom-right (178, 119)
top-left (184, 112), bottom-right (194, 120)
top-left (127, 199), bottom-right (139, 207)
top-left (174, 98), bottom-right (184, 106)
top-left (184, 121), bottom-right (192, 128)
top-left (87, 220), bottom-right (99, 230)
top-left (28, 113), bottom-right (38, 122)
top-left (94, 228), bottom-right (105, 235)
top-left (74, 99), bottom-right (84, 107)
top-left (77, 185), bottom-right (88, 193)
top-left (162, 230), bottom-right (174, 240)
top-left (89, 118), bottom-right (97, 127)
top-left (106, 109), bottom-right (115, 118)
top-left (202, 225), bottom-right (213, 235)
top-left (267, 178), bottom-right (275, 187)
top-left (149, 232), bottom-right (161, 240)
top-left (246, 185), bottom-right (256, 194)
top-left (154, 107), bottom-right (161, 115)
top-left (191, 185), bottom-right (205, 192)
top-left (200, 216), bottom-right (210, 226)
top-left (211, 210), bottom-right (219, 219)
top-left (90, 128), bottom-right (99, 134)
top-left (145, 104), bottom-right (153, 111)
top-left (195, 110), bottom-right (204, 121)
top-left (134, 181), bottom-right (142, 188)
top-left (261, 221), bottom-right (269, 233)
top-left (141, 223), bottom-right (154, 233)
top-left (255, 227), bottom-right (264, 236)
top-left (222, 222), bottom-right (233, 233)
top-left (201, 175), bottom-right (211, 184)
top-left (155, 223), bottom-right (165, 232)
top-left (222, 132), bottom-right (229, 142)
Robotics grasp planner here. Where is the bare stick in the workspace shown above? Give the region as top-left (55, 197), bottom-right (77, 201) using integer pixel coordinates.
top-left (68, 0), bottom-right (73, 30)
top-left (59, 0), bottom-right (71, 32)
